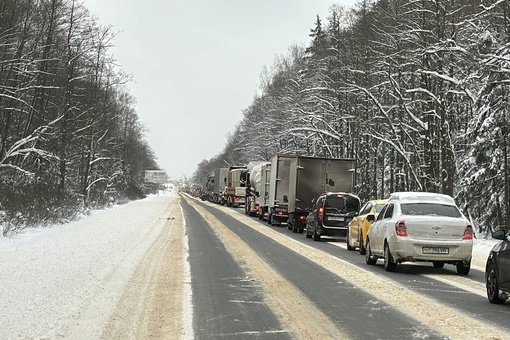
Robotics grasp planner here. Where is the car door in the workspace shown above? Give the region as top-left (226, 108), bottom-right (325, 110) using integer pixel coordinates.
top-left (350, 202), bottom-right (370, 241)
top-left (306, 198), bottom-right (318, 228)
top-left (380, 203), bottom-right (395, 245)
top-left (370, 204), bottom-right (388, 254)
top-left (497, 239), bottom-right (510, 290)
top-left (309, 197), bottom-right (323, 231)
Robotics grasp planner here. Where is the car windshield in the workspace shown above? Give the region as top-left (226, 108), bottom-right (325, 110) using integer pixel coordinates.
top-left (374, 204), bottom-right (385, 213)
top-left (325, 195), bottom-right (360, 213)
top-left (400, 203), bottom-right (462, 218)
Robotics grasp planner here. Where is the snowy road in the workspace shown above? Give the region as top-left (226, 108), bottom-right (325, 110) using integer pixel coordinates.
top-left (1, 189), bottom-right (508, 340)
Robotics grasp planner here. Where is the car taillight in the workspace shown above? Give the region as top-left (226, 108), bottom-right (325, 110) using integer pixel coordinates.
top-left (256, 205), bottom-right (260, 211)
top-left (395, 220), bottom-right (407, 237)
top-left (318, 206), bottom-right (324, 220)
top-left (277, 211), bottom-right (283, 215)
top-left (463, 225), bottom-right (473, 240)
top-left (299, 215), bottom-right (306, 221)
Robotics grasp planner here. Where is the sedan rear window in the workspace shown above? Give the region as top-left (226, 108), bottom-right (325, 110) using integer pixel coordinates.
top-left (400, 203), bottom-right (462, 218)
top-left (325, 195), bottom-right (360, 213)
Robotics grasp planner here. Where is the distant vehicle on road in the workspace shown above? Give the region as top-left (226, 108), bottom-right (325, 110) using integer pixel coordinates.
top-left (226, 166), bottom-right (247, 207)
top-left (365, 192), bottom-right (474, 275)
top-left (485, 229), bottom-right (510, 304)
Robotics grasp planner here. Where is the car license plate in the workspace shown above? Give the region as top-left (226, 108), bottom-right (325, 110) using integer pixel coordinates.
top-left (328, 216), bottom-right (344, 221)
top-left (422, 247), bottom-right (449, 254)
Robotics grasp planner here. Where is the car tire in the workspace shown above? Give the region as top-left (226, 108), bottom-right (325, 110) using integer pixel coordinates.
top-left (486, 262), bottom-right (506, 304)
top-left (456, 260), bottom-right (470, 275)
top-left (305, 224), bottom-right (312, 238)
top-left (346, 229), bottom-right (354, 251)
top-left (313, 227), bottom-right (321, 241)
top-left (432, 261), bottom-right (444, 268)
top-left (383, 243), bottom-right (397, 272)
top-left (365, 239), bottom-right (377, 265)
top-left (359, 232), bottom-right (366, 255)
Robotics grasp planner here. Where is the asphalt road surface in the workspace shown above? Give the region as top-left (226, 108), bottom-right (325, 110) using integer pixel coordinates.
top-left (178, 193), bottom-right (510, 340)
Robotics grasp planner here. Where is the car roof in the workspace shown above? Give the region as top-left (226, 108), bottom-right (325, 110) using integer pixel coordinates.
top-left (322, 192), bottom-right (360, 199)
top-left (370, 199), bottom-right (388, 205)
top-left (388, 192), bottom-right (456, 205)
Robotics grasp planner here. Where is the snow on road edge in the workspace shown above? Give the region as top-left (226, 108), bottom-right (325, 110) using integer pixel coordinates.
top-left (181, 203), bottom-right (194, 340)
top-left (0, 193), bottom-right (174, 339)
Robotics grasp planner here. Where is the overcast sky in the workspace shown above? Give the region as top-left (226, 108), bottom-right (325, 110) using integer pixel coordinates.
top-left (83, 0), bottom-right (358, 180)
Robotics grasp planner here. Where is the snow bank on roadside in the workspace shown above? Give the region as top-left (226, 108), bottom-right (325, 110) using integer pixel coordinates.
top-left (0, 192), bottom-right (175, 339)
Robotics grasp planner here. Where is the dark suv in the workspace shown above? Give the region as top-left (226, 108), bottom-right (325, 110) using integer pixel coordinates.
top-left (485, 229), bottom-right (510, 304)
top-left (305, 192), bottom-right (360, 241)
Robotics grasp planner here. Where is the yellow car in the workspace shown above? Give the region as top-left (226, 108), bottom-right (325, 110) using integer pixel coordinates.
top-left (346, 199), bottom-right (388, 254)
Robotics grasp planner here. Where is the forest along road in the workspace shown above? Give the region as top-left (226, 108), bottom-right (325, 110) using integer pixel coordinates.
top-left (1, 190), bottom-right (509, 340)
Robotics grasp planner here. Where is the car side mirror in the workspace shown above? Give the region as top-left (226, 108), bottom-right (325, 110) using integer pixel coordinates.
top-left (366, 214), bottom-right (376, 222)
top-left (346, 211), bottom-right (357, 218)
top-left (492, 229), bottom-right (507, 241)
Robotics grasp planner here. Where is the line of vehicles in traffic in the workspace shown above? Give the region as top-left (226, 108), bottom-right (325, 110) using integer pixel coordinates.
top-left (198, 153), bottom-right (510, 305)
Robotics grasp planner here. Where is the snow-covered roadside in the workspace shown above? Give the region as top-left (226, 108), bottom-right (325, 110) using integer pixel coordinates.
top-left (0, 191), bottom-right (175, 339)
top-left (471, 237), bottom-right (499, 270)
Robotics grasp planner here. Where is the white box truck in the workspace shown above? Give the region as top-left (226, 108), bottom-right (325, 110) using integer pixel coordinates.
top-left (268, 154), bottom-right (356, 233)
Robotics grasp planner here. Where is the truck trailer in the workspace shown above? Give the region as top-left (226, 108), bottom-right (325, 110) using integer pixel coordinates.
top-left (211, 168), bottom-right (228, 204)
top-left (268, 154), bottom-right (356, 233)
top-left (226, 165), bottom-right (247, 207)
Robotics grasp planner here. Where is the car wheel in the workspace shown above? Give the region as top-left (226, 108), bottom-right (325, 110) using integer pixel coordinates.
top-left (359, 232), bottom-right (366, 255)
top-left (383, 243), bottom-right (397, 272)
top-left (486, 262), bottom-right (506, 304)
top-left (346, 229), bottom-right (354, 251)
top-left (365, 239), bottom-right (377, 265)
top-left (313, 227), bottom-right (321, 241)
top-left (305, 223), bottom-right (312, 238)
top-left (456, 260), bottom-right (470, 275)
top-left (432, 261), bottom-right (444, 268)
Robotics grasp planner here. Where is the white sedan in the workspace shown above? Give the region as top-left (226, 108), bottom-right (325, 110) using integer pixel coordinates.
top-left (365, 192), bottom-right (474, 275)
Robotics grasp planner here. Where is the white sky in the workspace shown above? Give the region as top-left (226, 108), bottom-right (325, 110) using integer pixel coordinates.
top-left (82, 0), bottom-right (358, 180)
